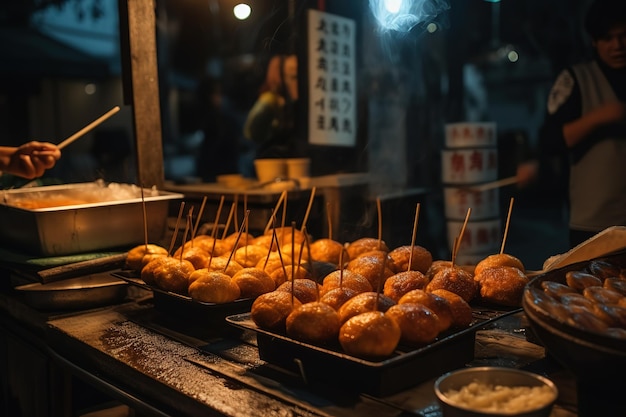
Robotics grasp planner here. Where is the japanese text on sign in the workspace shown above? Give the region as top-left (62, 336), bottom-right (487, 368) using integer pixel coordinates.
top-left (307, 9), bottom-right (356, 146)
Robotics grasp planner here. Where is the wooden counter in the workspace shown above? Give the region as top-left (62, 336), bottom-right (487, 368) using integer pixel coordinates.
top-left (0, 270), bottom-right (578, 417)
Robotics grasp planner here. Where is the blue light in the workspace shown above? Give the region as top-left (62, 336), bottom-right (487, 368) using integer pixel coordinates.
top-left (369, 0), bottom-right (450, 33)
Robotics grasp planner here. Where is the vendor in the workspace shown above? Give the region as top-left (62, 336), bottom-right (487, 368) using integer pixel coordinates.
top-left (243, 54), bottom-right (298, 159)
top-left (518, 0), bottom-right (626, 248)
top-left (0, 141), bottom-right (61, 179)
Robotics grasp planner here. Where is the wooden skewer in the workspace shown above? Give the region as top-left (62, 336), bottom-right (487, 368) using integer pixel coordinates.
top-left (58, 106), bottom-right (121, 149)
top-left (140, 186), bottom-right (148, 250)
top-left (180, 208), bottom-right (193, 262)
top-left (500, 197), bottom-right (515, 254)
top-left (223, 210), bottom-right (250, 273)
top-left (210, 196), bottom-right (225, 239)
top-left (264, 190), bottom-right (287, 233)
top-left (168, 202), bottom-right (185, 256)
top-left (326, 201), bottom-right (333, 241)
top-left (467, 176), bottom-right (518, 192)
top-left (376, 197), bottom-right (383, 250)
top-left (454, 208), bottom-right (472, 263)
top-left (221, 202), bottom-right (236, 240)
top-left (192, 196), bottom-right (208, 240)
top-left (300, 186), bottom-right (317, 232)
top-left (407, 203), bottom-right (420, 272)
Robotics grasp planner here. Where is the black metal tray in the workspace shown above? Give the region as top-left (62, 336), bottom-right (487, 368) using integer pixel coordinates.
top-left (226, 305), bottom-right (521, 397)
top-left (112, 271), bottom-right (254, 321)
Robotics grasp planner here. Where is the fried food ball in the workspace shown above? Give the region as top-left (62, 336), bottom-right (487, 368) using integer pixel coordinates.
top-left (151, 257), bottom-right (195, 295)
top-left (231, 267), bottom-right (275, 298)
top-left (398, 289), bottom-right (453, 332)
top-left (222, 232), bottom-right (255, 252)
top-left (251, 291), bottom-right (302, 332)
top-left (388, 245), bottom-right (433, 274)
top-left (309, 238), bottom-right (346, 265)
top-left (270, 264), bottom-right (311, 287)
top-left (346, 252), bottom-right (395, 291)
top-left (430, 289), bottom-right (473, 328)
top-left (346, 237), bottom-right (389, 259)
top-left (476, 266), bottom-right (529, 307)
top-left (140, 251), bottom-right (169, 270)
top-left (385, 303), bottom-right (441, 345)
top-left (320, 270), bottom-right (373, 296)
top-left (383, 270), bottom-right (429, 302)
top-left (275, 279), bottom-right (320, 303)
top-left (337, 292), bottom-right (396, 324)
top-left (286, 301), bottom-right (341, 345)
top-left (265, 226), bottom-right (307, 247)
top-left (339, 311), bottom-right (401, 358)
top-left (190, 235), bottom-right (228, 257)
top-left (426, 260), bottom-right (475, 280)
top-left (280, 243), bottom-right (311, 265)
top-left (233, 245), bottom-right (270, 268)
top-left (426, 266), bottom-right (478, 303)
top-left (204, 256), bottom-right (244, 278)
top-left (250, 234), bottom-right (277, 251)
top-left (188, 269), bottom-right (241, 303)
top-left (474, 253), bottom-right (525, 277)
top-left (126, 244), bottom-right (168, 272)
top-left (140, 256), bottom-right (170, 286)
top-left (172, 245), bottom-right (209, 270)
top-left (319, 287), bottom-right (359, 311)
top-left (255, 252), bottom-right (292, 275)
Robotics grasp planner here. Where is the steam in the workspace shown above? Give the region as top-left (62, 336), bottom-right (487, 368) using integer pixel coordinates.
top-left (369, 0), bottom-right (450, 33)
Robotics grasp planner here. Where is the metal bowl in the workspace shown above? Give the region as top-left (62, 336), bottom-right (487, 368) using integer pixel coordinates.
top-left (14, 273), bottom-right (128, 310)
top-left (522, 250), bottom-right (626, 416)
top-left (434, 367), bottom-right (558, 417)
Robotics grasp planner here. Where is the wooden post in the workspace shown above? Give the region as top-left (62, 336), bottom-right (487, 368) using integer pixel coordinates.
top-left (118, 0), bottom-right (164, 188)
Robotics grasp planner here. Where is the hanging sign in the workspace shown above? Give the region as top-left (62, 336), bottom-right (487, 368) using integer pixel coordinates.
top-left (307, 9), bottom-right (356, 146)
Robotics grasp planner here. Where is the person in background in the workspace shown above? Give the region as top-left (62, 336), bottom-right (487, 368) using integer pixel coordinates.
top-left (0, 141), bottom-right (61, 179)
top-left (243, 54), bottom-right (298, 159)
top-left (518, 0), bottom-right (626, 248)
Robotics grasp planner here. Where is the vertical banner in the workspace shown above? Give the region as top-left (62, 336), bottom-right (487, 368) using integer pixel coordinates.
top-left (307, 9), bottom-right (356, 146)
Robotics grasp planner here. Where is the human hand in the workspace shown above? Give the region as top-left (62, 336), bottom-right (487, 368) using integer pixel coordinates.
top-left (516, 160), bottom-right (539, 188)
top-left (596, 101), bottom-right (626, 124)
top-left (9, 141), bottom-right (61, 179)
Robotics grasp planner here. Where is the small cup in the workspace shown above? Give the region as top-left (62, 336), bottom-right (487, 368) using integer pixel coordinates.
top-left (254, 159), bottom-right (287, 182)
top-left (286, 158), bottom-right (311, 179)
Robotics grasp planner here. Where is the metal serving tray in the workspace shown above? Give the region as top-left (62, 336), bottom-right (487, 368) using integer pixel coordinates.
top-left (0, 182), bottom-right (183, 256)
top-left (113, 271), bottom-right (255, 324)
top-left (227, 305), bottom-right (521, 397)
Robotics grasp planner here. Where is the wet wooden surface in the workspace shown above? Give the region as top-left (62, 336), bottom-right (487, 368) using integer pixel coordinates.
top-left (1, 283), bottom-right (578, 417)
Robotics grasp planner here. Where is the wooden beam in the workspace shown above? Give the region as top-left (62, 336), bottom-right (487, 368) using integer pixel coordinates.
top-left (118, 0), bottom-right (164, 188)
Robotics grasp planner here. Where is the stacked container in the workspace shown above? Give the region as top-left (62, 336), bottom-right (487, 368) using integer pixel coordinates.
top-left (442, 122), bottom-right (501, 264)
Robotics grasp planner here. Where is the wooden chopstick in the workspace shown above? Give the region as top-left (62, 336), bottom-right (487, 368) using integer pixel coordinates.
top-left (57, 106), bottom-right (121, 150)
top-left (465, 176), bottom-right (518, 192)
